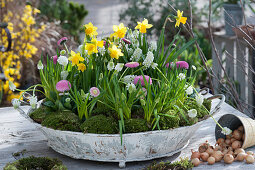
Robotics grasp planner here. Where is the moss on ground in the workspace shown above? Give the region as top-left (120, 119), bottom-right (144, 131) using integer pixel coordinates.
top-left (29, 106), bottom-right (53, 124)
top-left (145, 157), bottom-right (193, 170)
top-left (41, 111), bottom-right (82, 132)
top-left (124, 119), bottom-right (149, 133)
top-left (4, 156), bottom-right (67, 170)
top-left (80, 115), bottom-right (118, 134)
top-left (159, 110), bottom-right (180, 130)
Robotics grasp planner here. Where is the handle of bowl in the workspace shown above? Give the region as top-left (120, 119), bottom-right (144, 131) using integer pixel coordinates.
top-left (199, 87), bottom-right (210, 95)
top-left (206, 94), bottom-right (225, 116)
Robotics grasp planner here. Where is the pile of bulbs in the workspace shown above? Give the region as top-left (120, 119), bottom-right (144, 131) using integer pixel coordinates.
top-left (190, 125), bottom-right (255, 166)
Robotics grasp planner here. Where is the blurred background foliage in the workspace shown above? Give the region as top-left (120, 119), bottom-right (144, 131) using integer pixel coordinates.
top-left (119, 0), bottom-right (212, 88)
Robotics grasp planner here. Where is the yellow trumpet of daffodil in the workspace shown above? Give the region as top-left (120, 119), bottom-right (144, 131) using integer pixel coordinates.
top-left (135, 19), bottom-right (153, 34)
top-left (69, 51), bottom-right (85, 66)
top-left (112, 23), bottom-right (127, 38)
top-left (77, 63), bottom-right (86, 72)
top-left (85, 38), bottom-right (104, 55)
top-left (108, 45), bottom-right (123, 59)
top-left (84, 22), bottom-right (98, 37)
top-left (175, 10), bottom-right (187, 27)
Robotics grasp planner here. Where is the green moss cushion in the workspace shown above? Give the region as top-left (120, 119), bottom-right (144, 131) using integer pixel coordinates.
top-left (29, 106), bottom-right (53, 124)
top-left (4, 156), bottom-right (67, 170)
top-left (41, 111), bottom-right (82, 132)
top-left (124, 119), bottom-right (149, 133)
top-left (80, 115), bottom-right (118, 134)
top-left (159, 110), bottom-right (180, 130)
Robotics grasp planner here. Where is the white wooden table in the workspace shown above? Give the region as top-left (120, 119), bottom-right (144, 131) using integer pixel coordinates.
top-left (0, 97), bottom-right (255, 169)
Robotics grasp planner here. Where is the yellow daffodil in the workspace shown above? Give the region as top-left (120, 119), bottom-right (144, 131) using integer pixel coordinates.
top-left (84, 22), bottom-right (98, 37)
top-left (108, 45), bottom-right (123, 59)
top-left (112, 23), bottom-right (127, 38)
top-left (69, 50), bottom-right (85, 66)
top-left (135, 19), bottom-right (153, 33)
top-left (175, 10), bottom-right (187, 27)
top-left (85, 38), bottom-right (104, 55)
top-left (77, 63), bottom-right (86, 72)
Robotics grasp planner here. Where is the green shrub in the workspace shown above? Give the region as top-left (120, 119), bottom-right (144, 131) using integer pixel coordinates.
top-left (41, 111), bottom-right (81, 132)
top-left (39, 0), bottom-right (88, 41)
top-left (4, 156), bottom-right (67, 170)
top-left (124, 119), bottom-right (149, 133)
top-left (159, 110), bottom-right (180, 130)
top-left (80, 115), bottom-right (118, 134)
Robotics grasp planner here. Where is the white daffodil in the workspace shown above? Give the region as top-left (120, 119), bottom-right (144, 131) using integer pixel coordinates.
top-left (185, 86), bottom-right (193, 95)
top-left (57, 55), bottom-right (68, 66)
top-left (195, 93), bottom-right (204, 106)
top-left (61, 71), bottom-right (69, 80)
top-left (12, 99), bottom-right (21, 109)
top-left (177, 73), bottom-right (186, 80)
top-left (115, 63), bottom-right (124, 72)
top-left (107, 61), bottom-right (115, 71)
top-left (188, 109), bottom-right (197, 118)
top-left (9, 81), bottom-right (16, 91)
top-left (28, 96), bottom-right (37, 109)
top-left (126, 83), bottom-right (136, 93)
top-left (37, 60), bottom-right (44, 70)
top-left (221, 127), bottom-right (232, 135)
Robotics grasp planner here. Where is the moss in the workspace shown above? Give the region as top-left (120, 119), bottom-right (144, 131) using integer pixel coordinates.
top-left (4, 156), bottom-right (67, 170)
top-left (124, 119), bottom-right (149, 133)
top-left (145, 157), bottom-right (193, 170)
top-left (203, 98), bottom-right (212, 112)
top-left (29, 106), bottom-right (53, 124)
top-left (159, 110), bottom-right (180, 130)
top-left (80, 115), bottom-right (118, 134)
top-left (41, 111), bottom-right (81, 132)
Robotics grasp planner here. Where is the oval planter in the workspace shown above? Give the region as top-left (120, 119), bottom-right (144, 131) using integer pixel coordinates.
top-left (18, 93), bottom-right (225, 168)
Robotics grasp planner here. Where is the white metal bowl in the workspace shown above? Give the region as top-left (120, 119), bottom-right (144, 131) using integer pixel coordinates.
top-left (18, 93), bottom-right (224, 168)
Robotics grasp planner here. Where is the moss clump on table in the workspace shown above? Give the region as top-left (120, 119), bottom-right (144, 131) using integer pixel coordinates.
top-left (159, 110), bottom-right (180, 130)
top-left (179, 99), bottom-right (212, 126)
top-left (124, 119), bottom-right (149, 133)
top-left (80, 115), bottom-right (118, 134)
top-left (145, 157), bottom-right (193, 170)
top-left (4, 156), bottom-right (67, 170)
top-left (41, 111), bottom-right (82, 132)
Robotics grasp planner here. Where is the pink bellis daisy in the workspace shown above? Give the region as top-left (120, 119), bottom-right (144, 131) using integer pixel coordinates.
top-left (176, 61), bottom-right (189, 69)
top-left (133, 75), bottom-right (152, 86)
top-left (53, 55), bottom-right (58, 64)
top-left (56, 80), bottom-right (71, 92)
top-left (57, 37), bottom-right (68, 46)
top-left (90, 87), bottom-right (100, 97)
top-left (125, 62), bottom-right (139, 68)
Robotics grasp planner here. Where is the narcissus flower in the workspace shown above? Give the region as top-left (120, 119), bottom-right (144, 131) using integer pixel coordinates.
top-left (57, 37), bottom-right (68, 46)
top-left (112, 23), bottom-right (127, 38)
top-left (134, 75), bottom-right (152, 86)
top-left (185, 86), bottom-right (193, 95)
top-left (56, 80), bottom-right (71, 92)
top-left (85, 38), bottom-right (104, 55)
top-left (90, 87), bottom-right (100, 97)
top-left (107, 61), bottom-right (115, 71)
top-left (84, 22), bottom-right (98, 37)
top-left (135, 19), bottom-right (153, 33)
top-left (78, 63), bottom-right (86, 72)
top-left (125, 62), bottom-right (139, 68)
top-left (12, 99), bottom-right (21, 109)
top-left (69, 51), bottom-right (84, 66)
top-left (115, 63), bottom-right (124, 72)
top-left (108, 45), bottom-right (123, 59)
top-left (176, 61), bottom-right (189, 69)
top-left (175, 10), bottom-right (187, 27)
top-left (126, 83), bottom-right (136, 93)
top-left (188, 109), bottom-right (197, 118)
top-left (177, 73), bottom-right (186, 80)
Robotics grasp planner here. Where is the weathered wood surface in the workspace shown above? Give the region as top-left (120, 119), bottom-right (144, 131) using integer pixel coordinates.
top-left (0, 97), bottom-right (255, 169)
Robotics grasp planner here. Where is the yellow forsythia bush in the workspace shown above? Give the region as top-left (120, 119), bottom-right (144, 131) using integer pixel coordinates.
top-left (0, 0), bottom-right (45, 103)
